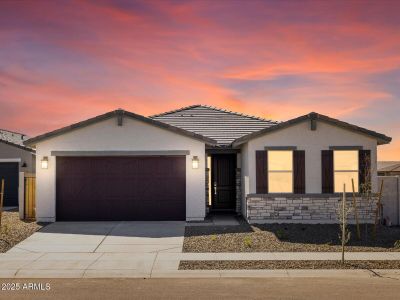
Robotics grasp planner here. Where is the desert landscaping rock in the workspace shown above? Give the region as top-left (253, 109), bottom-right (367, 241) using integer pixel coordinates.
top-left (0, 210), bottom-right (44, 253)
top-left (179, 260), bottom-right (400, 270)
top-left (183, 222), bottom-right (400, 253)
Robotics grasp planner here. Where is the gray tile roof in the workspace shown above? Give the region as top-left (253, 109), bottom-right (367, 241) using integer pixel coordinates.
top-left (151, 105), bottom-right (278, 146)
top-left (0, 129), bottom-right (33, 151)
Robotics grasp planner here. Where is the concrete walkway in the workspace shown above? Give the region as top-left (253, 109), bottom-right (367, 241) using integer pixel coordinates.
top-left (186, 214), bottom-right (240, 226)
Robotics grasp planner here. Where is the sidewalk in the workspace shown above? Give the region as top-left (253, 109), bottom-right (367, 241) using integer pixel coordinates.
top-left (171, 252), bottom-right (400, 261)
top-left (1, 251), bottom-right (399, 278)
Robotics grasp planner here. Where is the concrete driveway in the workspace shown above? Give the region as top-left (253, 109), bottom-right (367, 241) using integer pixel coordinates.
top-left (2, 221), bottom-right (185, 278)
top-left (8, 221), bottom-right (185, 254)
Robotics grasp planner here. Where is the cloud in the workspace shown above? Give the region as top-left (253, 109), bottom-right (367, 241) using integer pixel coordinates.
top-left (0, 0), bottom-right (399, 159)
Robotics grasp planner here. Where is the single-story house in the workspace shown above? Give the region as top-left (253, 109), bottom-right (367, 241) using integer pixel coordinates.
top-left (24, 105), bottom-right (392, 223)
top-left (378, 161), bottom-right (400, 176)
top-left (0, 129), bottom-right (35, 207)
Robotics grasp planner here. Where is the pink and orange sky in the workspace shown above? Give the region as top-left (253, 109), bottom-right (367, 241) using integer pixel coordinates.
top-left (0, 0), bottom-right (399, 159)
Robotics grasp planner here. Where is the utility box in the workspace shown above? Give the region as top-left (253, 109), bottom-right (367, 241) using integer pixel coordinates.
top-left (379, 176), bottom-right (400, 226)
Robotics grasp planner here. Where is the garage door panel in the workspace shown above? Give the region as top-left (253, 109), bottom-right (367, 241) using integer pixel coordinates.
top-left (56, 156), bottom-right (186, 221)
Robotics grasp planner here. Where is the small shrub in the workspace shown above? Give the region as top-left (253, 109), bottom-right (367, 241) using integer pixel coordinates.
top-left (0, 224), bottom-right (10, 236)
top-left (243, 236), bottom-right (252, 248)
top-left (275, 228), bottom-right (288, 240)
top-left (210, 235), bottom-right (217, 242)
top-left (394, 240), bottom-right (400, 249)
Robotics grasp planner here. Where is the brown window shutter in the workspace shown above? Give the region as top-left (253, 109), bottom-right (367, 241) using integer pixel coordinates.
top-left (256, 150), bottom-right (268, 193)
top-left (321, 150), bottom-right (333, 193)
top-left (293, 150), bottom-right (305, 194)
top-left (359, 149), bottom-right (371, 192)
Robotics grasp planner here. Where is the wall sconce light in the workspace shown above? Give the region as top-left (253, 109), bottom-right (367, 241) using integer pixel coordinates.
top-left (41, 156), bottom-right (49, 169)
top-left (192, 156), bottom-right (199, 169)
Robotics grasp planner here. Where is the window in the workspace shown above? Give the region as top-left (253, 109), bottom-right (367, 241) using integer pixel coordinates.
top-left (334, 150), bottom-right (358, 193)
top-left (268, 150), bottom-right (293, 193)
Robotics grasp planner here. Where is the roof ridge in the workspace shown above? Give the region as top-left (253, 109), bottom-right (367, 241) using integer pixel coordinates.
top-left (149, 104), bottom-right (203, 118)
top-left (150, 104), bottom-right (278, 123)
top-left (198, 104), bottom-right (278, 123)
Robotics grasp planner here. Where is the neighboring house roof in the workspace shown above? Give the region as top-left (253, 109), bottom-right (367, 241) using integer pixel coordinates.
top-left (232, 112), bottom-right (392, 146)
top-left (378, 161), bottom-right (400, 172)
top-left (24, 109), bottom-right (217, 147)
top-left (151, 104), bottom-right (278, 146)
top-left (0, 129), bottom-right (34, 152)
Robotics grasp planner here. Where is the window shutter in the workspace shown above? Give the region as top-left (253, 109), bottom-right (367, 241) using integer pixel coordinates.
top-left (359, 150), bottom-right (371, 192)
top-left (293, 150), bottom-right (305, 194)
top-left (256, 150), bottom-right (268, 194)
top-left (321, 150), bottom-right (333, 193)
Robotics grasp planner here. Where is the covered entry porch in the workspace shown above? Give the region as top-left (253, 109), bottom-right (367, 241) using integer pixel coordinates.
top-left (205, 149), bottom-right (242, 215)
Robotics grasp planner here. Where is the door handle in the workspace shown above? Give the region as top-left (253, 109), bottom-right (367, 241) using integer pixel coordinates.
top-left (214, 182), bottom-right (217, 195)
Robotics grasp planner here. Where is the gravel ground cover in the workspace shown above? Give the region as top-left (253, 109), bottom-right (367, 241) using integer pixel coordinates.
top-left (179, 260), bottom-right (400, 270)
top-left (0, 209), bottom-right (44, 253)
top-left (183, 220), bottom-right (400, 252)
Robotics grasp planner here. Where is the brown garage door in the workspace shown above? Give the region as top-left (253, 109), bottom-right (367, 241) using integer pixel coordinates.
top-left (56, 156), bottom-right (186, 221)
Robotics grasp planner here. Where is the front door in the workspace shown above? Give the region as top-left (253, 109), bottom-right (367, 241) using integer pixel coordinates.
top-left (211, 154), bottom-right (236, 210)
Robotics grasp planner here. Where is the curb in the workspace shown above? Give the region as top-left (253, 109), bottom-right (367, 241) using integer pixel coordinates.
top-left (1, 269), bottom-right (399, 279)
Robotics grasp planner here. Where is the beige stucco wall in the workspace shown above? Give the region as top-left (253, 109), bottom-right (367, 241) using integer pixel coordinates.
top-left (0, 142), bottom-right (35, 173)
top-left (34, 116), bottom-right (206, 222)
top-left (379, 176), bottom-right (400, 226)
top-left (241, 120), bottom-right (378, 200)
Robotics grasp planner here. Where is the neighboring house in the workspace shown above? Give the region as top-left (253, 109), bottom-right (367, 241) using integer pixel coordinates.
top-left (378, 161), bottom-right (400, 176)
top-left (24, 105), bottom-right (392, 223)
top-left (0, 129), bottom-right (35, 207)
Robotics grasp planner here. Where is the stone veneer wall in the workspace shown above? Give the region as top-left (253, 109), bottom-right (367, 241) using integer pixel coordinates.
top-left (236, 168), bottom-right (241, 214)
top-left (246, 194), bottom-right (377, 224)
